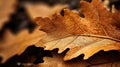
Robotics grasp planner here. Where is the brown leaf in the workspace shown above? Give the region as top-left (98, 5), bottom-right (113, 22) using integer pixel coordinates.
top-left (35, 0), bottom-right (120, 61)
top-left (0, 28), bottom-right (46, 63)
top-left (37, 51), bottom-right (120, 67)
top-left (36, 36), bottom-right (120, 61)
top-left (0, 0), bottom-right (16, 29)
top-left (25, 3), bottom-right (68, 19)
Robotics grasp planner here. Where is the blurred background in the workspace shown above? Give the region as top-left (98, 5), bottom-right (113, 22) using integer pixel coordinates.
top-left (0, 0), bottom-right (120, 67)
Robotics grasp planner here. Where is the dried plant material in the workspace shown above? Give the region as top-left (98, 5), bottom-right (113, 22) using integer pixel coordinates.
top-left (35, 0), bottom-right (120, 61)
top-left (25, 3), bottom-right (68, 19)
top-left (103, 0), bottom-right (110, 11)
top-left (37, 51), bottom-right (89, 67)
top-left (37, 51), bottom-right (120, 67)
top-left (0, 28), bottom-right (46, 63)
top-left (36, 36), bottom-right (120, 61)
top-left (111, 62), bottom-right (120, 67)
top-left (0, 0), bottom-right (16, 29)
top-left (86, 50), bottom-right (120, 67)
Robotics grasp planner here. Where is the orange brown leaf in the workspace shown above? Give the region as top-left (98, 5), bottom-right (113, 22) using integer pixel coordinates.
top-left (35, 0), bottom-right (120, 61)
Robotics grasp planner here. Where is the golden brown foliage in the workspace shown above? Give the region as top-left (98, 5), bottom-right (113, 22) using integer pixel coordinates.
top-left (35, 0), bottom-right (120, 61)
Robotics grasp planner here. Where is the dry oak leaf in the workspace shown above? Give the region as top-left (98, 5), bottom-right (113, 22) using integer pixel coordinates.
top-left (35, 0), bottom-right (120, 61)
top-left (25, 3), bottom-right (68, 19)
top-left (0, 28), bottom-right (46, 63)
top-left (0, 0), bottom-right (16, 29)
